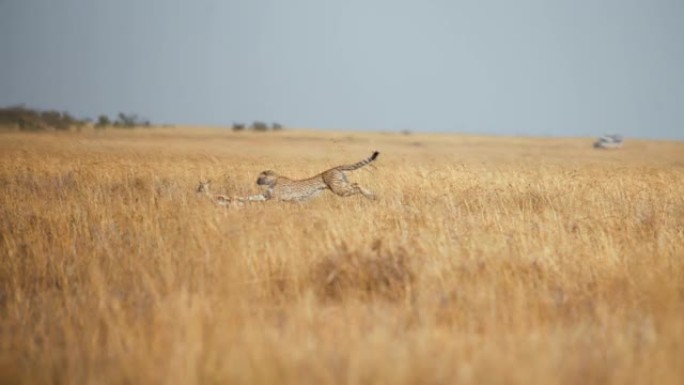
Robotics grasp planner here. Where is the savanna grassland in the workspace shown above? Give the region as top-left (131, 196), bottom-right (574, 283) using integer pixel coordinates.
top-left (1, 128), bottom-right (683, 384)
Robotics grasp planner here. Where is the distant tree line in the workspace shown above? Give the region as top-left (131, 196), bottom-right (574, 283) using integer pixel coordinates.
top-left (0, 105), bottom-right (87, 131)
top-left (0, 105), bottom-right (153, 132)
top-left (232, 121), bottom-right (284, 132)
top-left (1, 105), bottom-right (285, 133)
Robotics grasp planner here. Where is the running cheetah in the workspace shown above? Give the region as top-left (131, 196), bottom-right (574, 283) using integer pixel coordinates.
top-left (250, 151), bottom-right (380, 202)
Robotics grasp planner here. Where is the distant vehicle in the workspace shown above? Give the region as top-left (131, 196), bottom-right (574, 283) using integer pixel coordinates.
top-left (594, 134), bottom-right (624, 149)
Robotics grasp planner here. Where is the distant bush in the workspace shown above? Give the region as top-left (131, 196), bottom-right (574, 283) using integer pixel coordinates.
top-left (114, 112), bottom-right (140, 128)
top-left (251, 121), bottom-right (269, 132)
top-left (229, 121), bottom-right (285, 132)
top-left (40, 110), bottom-right (75, 131)
top-left (95, 115), bottom-right (111, 129)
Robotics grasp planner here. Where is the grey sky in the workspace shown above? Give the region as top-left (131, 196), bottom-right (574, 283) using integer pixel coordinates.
top-left (1, 0), bottom-right (683, 139)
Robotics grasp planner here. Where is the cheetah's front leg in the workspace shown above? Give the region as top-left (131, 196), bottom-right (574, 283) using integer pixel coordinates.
top-left (232, 193), bottom-right (268, 203)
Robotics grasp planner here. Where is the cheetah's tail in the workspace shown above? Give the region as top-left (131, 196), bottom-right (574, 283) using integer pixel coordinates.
top-left (338, 151), bottom-right (380, 171)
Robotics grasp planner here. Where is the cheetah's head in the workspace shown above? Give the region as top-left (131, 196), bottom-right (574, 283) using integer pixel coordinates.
top-left (256, 170), bottom-right (278, 187)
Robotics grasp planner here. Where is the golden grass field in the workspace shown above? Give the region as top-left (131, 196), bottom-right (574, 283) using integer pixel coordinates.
top-left (1, 127), bottom-right (683, 384)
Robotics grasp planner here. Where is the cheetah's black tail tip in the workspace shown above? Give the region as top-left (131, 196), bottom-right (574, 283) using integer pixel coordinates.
top-left (370, 151), bottom-right (380, 161)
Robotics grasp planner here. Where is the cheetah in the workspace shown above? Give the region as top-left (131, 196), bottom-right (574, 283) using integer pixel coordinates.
top-left (248, 151), bottom-right (380, 202)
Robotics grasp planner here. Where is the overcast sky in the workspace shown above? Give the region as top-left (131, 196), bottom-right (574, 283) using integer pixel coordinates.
top-left (1, 0), bottom-right (683, 139)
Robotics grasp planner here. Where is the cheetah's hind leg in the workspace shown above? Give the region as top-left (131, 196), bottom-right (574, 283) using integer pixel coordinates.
top-left (353, 183), bottom-right (376, 200)
top-left (330, 182), bottom-right (376, 200)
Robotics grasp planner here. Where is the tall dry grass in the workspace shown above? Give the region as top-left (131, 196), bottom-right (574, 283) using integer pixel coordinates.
top-left (1, 128), bottom-right (683, 384)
